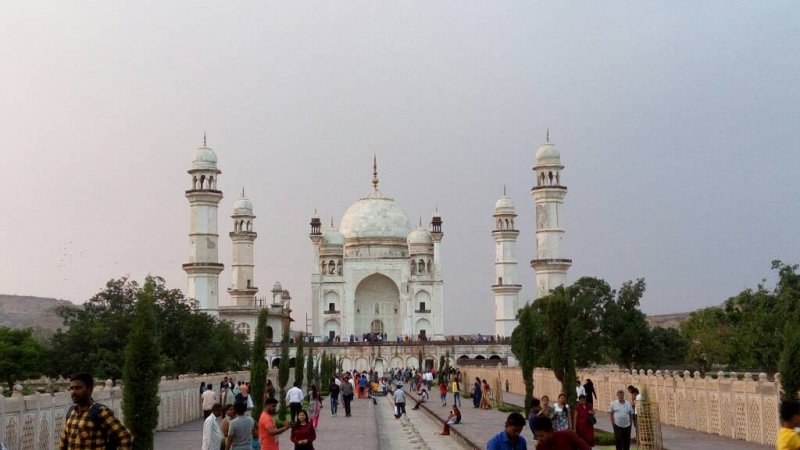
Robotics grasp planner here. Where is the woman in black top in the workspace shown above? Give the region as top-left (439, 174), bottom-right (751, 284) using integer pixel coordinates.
top-left (583, 379), bottom-right (598, 405)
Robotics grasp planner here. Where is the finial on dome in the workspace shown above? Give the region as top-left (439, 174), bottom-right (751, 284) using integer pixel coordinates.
top-left (546, 128), bottom-right (550, 143)
top-left (503, 184), bottom-right (507, 196)
top-left (241, 187), bottom-right (245, 197)
top-left (203, 132), bottom-right (207, 147)
top-left (372, 154), bottom-right (379, 190)
top-left (419, 216), bottom-right (422, 227)
top-left (330, 216), bottom-right (334, 228)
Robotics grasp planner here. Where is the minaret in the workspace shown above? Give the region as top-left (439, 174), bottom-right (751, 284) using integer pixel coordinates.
top-left (531, 132), bottom-right (572, 298)
top-left (492, 188), bottom-right (522, 337)
top-left (430, 210), bottom-right (445, 340)
top-left (228, 189), bottom-right (258, 306)
top-left (183, 136), bottom-right (224, 316)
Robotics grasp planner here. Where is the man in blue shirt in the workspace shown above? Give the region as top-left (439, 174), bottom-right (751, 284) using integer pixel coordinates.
top-left (487, 412), bottom-right (528, 450)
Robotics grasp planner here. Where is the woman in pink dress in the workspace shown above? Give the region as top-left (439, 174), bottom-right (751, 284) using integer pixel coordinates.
top-left (310, 385), bottom-right (322, 428)
top-left (574, 394), bottom-right (596, 446)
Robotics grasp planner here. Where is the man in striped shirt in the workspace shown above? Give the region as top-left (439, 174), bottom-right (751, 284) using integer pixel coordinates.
top-left (60, 373), bottom-right (133, 450)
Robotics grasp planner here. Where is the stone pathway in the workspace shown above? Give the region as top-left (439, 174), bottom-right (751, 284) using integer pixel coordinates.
top-left (154, 393), bottom-right (468, 449)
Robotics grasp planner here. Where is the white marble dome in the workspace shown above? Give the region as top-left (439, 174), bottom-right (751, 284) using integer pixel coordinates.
top-left (535, 142), bottom-right (560, 165)
top-left (339, 194), bottom-right (412, 240)
top-left (192, 146), bottom-right (218, 170)
top-left (233, 196), bottom-right (253, 214)
top-left (407, 227), bottom-right (433, 245)
top-left (322, 228), bottom-right (345, 246)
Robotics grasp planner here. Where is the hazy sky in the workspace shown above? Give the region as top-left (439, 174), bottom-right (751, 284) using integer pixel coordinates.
top-left (2, 1), bottom-right (798, 333)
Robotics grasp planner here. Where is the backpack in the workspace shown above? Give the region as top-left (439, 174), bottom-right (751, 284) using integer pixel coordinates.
top-left (65, 403), bottom-right (120, 450)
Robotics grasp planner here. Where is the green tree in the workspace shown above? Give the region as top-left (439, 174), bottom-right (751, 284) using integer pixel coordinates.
top-left (418, 349), bottom-right (423, 372)
top-left (122, 279), bottom-right (161, 449)
top-left (539, 286), bottom-right (580, 407)
top-left (319, 351), bottom-right (329, 395)
top-left (250, 309), bottom-right (270, 420)
top-left (306, 345), bottom-right (314, 392)
top-left (511, 305), bottom-right (546, 414)
top-left (277, 329), bottom-right (291, 421)
top-left (779, 315), bottom-right (800, 400)
top-left (644, 327), bottom-right (689, 368)
top-left (294, 335), bottom-right (305, 389)
top-left (0, 327), bottom-right (45, 390)
top-left (601, 279), bottom-right (652, 370)
top-left (569, 277), bottom-right (614, 367)
top-left (680, 307), bottom-right (733, 372)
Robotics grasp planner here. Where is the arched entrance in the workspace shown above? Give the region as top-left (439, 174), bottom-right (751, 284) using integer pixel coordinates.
top-left (354, 273), bottom-right (400, 338)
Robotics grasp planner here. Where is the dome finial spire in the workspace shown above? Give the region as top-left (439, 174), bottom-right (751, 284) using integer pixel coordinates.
top-left (203, 132), bottom-right (207, 147)
top-left (372, 154), bottom-right (379, 190)
top-left (241, 187), bottom-right (245, 197)
top-left (503, 184), bottom-right (507, 196)
top-left (546, 128), bottom-right (550, 143)
top-left (330, 216), bottom-right (334, 228)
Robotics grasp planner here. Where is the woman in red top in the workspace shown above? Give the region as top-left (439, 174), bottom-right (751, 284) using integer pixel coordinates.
top-left (574, 394), bottom-right (595, 447)
top-left (439, 381), bottom-right (448, 406)
top-left (290, 410), bottom-right (316, 450)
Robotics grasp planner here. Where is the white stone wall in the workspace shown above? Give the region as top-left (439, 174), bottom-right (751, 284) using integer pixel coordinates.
top-left (0, 371), bottom-right (248, 450)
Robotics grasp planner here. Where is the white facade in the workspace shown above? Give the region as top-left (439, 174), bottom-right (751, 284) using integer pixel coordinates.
top-left (310, 160), bottom-right (445, 341)
top-left (531, 136), bottom-right (572, 298)
top-left (183, 142), bottom-right (224, 316)
top-left (492, 191), bottom-right (522, 337)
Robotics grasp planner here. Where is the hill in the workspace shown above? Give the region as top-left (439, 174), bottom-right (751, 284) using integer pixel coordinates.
top-left (0, 295), bottom-right (79, 337)
top-left (646, 311), bottom-right (692, 329)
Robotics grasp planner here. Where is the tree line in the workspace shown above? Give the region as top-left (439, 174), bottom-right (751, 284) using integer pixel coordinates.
top-left (0, 276), bottom-right (250, 390)
top-left (511, 260), bottom-right (800, 411)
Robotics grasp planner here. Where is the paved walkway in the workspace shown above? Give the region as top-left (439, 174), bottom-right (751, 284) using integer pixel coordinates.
top-left (501, 392), bottom-right (772, 450)
top-left (153, 393), bottom-right (466, 449)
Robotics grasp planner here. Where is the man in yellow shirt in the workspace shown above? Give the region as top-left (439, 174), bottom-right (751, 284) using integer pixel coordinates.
top-left (778, 400), bottom-right (800, 450)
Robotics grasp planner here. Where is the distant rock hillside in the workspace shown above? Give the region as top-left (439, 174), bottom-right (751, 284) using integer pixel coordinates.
top-left (646, 312), bottom-right (692, 329)
top-left (0, 295), bottom-right (79, 335)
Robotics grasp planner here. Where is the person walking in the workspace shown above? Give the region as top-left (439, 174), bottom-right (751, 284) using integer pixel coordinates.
top-left (225, 402), bottom-right (254, 450)
top-left (59, 373), bottom-right (133, 450)
top-left (286, 382), bottom-right (305, 423)
top-left (309, 385), bottom-right (322, 428)
top-left (202, 403), bottom-right (224, 450)
top-left (778, 400), bottom-right (800, 450)
top-left (609, 389), bottom-right (634, 450)
top-left (258, 398), bottom-right (291, 450)
top-left (328, 378), bottom-right (340, 417)
top-left (203, 383), bottom-right (218, 418)
top-left (473, 377), bottom-right (483, 408)
top-left (341, 376), bottom-right (354, 417)
top-left (486, 412), bottom-right (528, 450)
top-left (221, 404), bottom-right (236, 449)
top-left (393, 384), bottom-right (407, 418)
top-left (574, 395), bottom-right (595, 447)
top-left (583, 379), bottom-right (597, 407)
top-left (439, 380), bottom-right (448, 406)
top-left (480, 379), bottom-right (492, 409)
top-left (290, 410), bottom-right (316, 450)
top-left (532, 416), bottom-right (590, 450)
top-left (552, 394), bottom-right (571, 432)
top-left (451, 379), bottom-right (461, 407)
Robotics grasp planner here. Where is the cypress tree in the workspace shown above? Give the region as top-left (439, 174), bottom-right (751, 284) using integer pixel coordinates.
top-left (319, 350), bottom-right (328, 395)
top-left (277, 329), bottom-right (291, 421)
top-left (306, 345), bottom-right (314, 392)
top-left (122, 279), bottom-right (161, 449)
top-left (418, 349), bottom-right (423, 372)
top-left (250, 309), bottom-right (270, 420)
top-left (780, 318), bottom-right (800, 401)
top-left (294, 334), bottom-right (305, 388)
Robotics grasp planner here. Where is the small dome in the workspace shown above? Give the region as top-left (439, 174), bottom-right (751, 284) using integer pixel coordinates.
top-left (272, 281), bottom-right (283, 292)
top-left (407, 227), bottom-right (433, 245)
top-left (233, 196), bottom-right (253, 214)
top-left (495, 195), bottom-right (514, 211)
top-left (322, 228), bottom-right (345, 246)
top-left (535, 142), bottom-right (560, 165)
top-left (192, 145), bottom-right (218, 170)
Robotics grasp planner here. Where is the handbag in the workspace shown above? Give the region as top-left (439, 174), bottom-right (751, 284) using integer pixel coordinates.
top-left (589, 414), bottom-right (597, 425)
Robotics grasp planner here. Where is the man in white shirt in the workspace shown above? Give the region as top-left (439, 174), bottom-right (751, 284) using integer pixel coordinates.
top-left (201, 403), bottom-right (223, 450)
top-left (576, 380), bottom-right (586, 399)
top-left (201, 383), bottom-right (217, 418)
top-left (286, 382), bottom-right (305, 423)
top-left (393, 385), bottom-right (406, 418)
